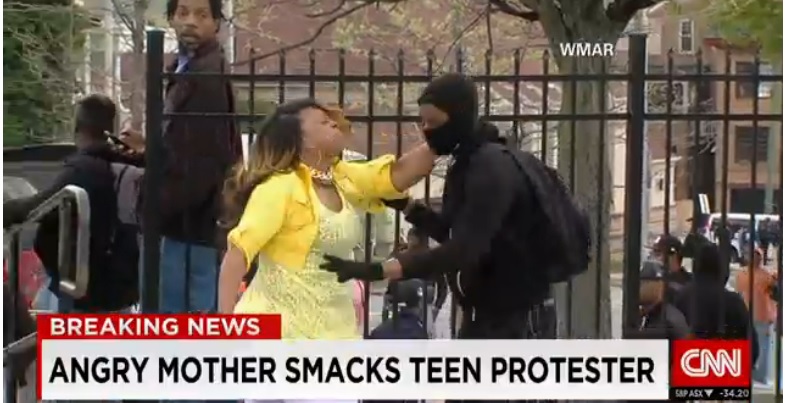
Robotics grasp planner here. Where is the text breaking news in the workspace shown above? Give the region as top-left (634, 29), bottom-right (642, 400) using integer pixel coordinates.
top-left (37, 314), bottom-right (671, 400)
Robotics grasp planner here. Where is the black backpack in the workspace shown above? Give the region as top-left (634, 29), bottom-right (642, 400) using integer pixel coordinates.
top-left (499, 145), bottom-right (592, 284)
top-left (103, 162), bottom-right (144, 305)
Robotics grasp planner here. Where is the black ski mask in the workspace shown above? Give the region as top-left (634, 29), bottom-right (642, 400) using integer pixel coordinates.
top-left (417, 74), bottom-right (479, 155)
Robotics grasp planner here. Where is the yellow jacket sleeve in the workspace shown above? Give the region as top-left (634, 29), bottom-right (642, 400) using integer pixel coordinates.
top-left (226, 176), bottom-right (290, 268)
top-left (335, 154), bottom-right (407, 210)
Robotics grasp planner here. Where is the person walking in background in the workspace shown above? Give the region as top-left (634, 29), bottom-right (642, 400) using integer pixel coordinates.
top-left (674, 241), bottom-right (759, 363)
top-left (736, 248), bottom-right (778, 385)
top-left (217, 99), bottom-right (435, 344)
top-left (758, 218), bottom-right (773, 264)
top-left (650, 234), bottom-right (692, 301)
top-left (128, 0), bottom-right (243, 313)
top-left (380, 228), bottom-right (448, 338)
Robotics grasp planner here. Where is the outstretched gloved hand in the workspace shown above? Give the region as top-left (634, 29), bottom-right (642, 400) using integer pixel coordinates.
top-left (320, 255), bottom-right (384, 283)
top-left (381, 197), bottom-right (411, 212)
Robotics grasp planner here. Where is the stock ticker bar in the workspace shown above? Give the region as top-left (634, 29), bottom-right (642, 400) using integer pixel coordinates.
top-left (669, 386), bottom-right (752, 401)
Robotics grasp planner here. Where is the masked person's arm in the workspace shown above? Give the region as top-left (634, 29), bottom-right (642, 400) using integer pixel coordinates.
top-left (218, 181), bottom-right (287, 314)
top-left (389, 149), bottom-right (518, 279)
top-left (382, 199), bottom-right (450, 243)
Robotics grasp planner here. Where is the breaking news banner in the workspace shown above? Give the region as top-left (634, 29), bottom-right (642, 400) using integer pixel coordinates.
top-left (37, 314), bottom-right (671, 401)
top-left (669, 339), bottom-right (753, 401)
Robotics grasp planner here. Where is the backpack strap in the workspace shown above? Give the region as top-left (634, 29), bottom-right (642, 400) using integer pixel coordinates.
top-left (113, 163), bottom-right (130, 193)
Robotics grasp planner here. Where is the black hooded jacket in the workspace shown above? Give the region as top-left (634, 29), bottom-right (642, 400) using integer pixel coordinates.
top-left (399, 74), bottom-right (549, 313)
top-left (3, 143), bottom-right (143, 311)
top-left (673, 241), bottom-right (759, 364)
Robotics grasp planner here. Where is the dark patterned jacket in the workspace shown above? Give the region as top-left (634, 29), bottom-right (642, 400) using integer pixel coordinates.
top-left (161, 40), bottom-right (242, 246)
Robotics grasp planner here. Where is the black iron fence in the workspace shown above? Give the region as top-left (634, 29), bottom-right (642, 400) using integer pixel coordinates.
top-left (140, 31), bottom-right (782, 393)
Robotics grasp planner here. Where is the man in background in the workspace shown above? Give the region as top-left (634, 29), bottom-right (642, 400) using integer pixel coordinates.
top-left (636, 261), bottom-right (691, 340)
top-left (674, 241), bottom-right (759, 364)
top-left (736, 248), bottom-right (777, 385)
top-left (138, 0), bottom-right (241, 313)
top-left (651, 234), bottom-right (692, 301)
top-left (6, 95), bottom-right (141, 314)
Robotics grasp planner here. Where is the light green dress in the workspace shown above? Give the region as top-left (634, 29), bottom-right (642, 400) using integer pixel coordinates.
top-left (234, 196), bottom-right (363, 340)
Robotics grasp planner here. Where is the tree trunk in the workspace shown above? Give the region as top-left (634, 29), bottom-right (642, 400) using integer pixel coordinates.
top-left (129, 0), bottom-right (147, 130)
top-left (529, 0), bottom-right (630, 340)
top-left (549, 55), bottom-right (614, 339)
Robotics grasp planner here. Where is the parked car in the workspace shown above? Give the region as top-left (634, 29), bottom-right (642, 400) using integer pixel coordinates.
top-left (3, 176), bottom-right (47, 307)
top-left (700, 212), bottom-right (779, 263)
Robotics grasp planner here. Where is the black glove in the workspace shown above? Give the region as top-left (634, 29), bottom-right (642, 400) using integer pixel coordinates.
top-left (381, 197), bottom-right (411, 212)
top-left (320, 255), bottom-right (384, 283)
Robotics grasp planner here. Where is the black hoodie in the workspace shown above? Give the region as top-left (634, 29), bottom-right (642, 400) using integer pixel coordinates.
top-left (3, 143), bottom-right (143, 311)
top-left (400, 75), bottom-right (548, 314)
top-left (673, 241), bottom-right (759, 364)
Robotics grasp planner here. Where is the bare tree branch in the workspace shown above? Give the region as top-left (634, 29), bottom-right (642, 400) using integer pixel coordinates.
top-left (488, 0), bottom-right (538, 21)
top-left (232, 0), bottom-right (406, 66)
top-left (110, 0), bottom-right (136, 32)
top-left (485, 1), bottom-right (494, 51)
top-left (605, 0), bottom-right (663, 22)
top-left (434, 6), bottom-right (489, 71)
top-left (306, 0), bottom-right (347, 18)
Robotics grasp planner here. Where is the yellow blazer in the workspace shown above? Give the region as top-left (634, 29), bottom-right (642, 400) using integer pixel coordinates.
top-left (227, 154), bottom-right (405, 269)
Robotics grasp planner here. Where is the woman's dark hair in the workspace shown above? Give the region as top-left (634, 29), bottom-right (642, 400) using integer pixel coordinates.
top-left (166, 0), bottom-right (224, 20)
top-left (75, 94), bottom-right (116, 139)
top-left (222, 98), bottom-right (327, 228)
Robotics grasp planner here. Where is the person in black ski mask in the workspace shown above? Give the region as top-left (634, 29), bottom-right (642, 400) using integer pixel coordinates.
top-left (321, 74), bottom-right (557, 349)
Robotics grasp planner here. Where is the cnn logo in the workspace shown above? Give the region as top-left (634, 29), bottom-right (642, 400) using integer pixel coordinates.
top-left (679, 348), bottom-right (742, 377)
top-left (671, 340), bottom-right (751, 388)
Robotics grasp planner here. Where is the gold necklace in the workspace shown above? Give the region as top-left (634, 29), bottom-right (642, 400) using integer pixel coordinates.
top-left (309, 167), bottom-right (334, 185)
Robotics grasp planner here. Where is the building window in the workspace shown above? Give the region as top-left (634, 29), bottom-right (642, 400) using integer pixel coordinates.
top-left (678, 19), bottom-right (694, 53)
top-left (734, 126), bottom-right (769, 162)
top-left (736, 62), bottom-right (774, 99)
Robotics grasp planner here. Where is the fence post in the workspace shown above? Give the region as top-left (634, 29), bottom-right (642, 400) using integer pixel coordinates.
top-left (621, 33), bottom-right (647, 338)
top-left (141, 30), bottom-right (165, 313)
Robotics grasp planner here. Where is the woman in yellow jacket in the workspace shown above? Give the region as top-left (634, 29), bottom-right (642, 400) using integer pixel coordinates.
top-left (217, 99), bottom-right (435, 344)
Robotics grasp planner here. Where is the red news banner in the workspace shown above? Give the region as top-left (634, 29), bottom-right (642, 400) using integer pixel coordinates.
top-left (36, 314), bottom-right (281, 399)
top-left (38, 313), bottom-right (282, 339)
top-left (670, 339), bottom-right (753, 401)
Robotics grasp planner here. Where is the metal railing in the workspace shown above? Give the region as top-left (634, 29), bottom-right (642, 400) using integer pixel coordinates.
top-left (3, 185), bottom-right (92, 402)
